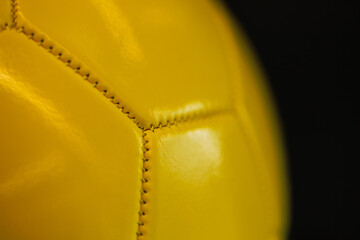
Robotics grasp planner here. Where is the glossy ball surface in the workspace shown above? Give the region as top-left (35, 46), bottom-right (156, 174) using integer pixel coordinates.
top-left (0, 0), bottom-right (287, 239)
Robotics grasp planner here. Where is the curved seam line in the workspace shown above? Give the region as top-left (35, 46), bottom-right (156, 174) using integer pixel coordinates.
top-left (13, 21), bottom-right (233, 130)
top-left (136, 131), bottom-right (149, 237)
top-left (0, 0), bottom-right (15, 29)
top-left (8, 2), bottom-right (237, 239)
top-left (136, 109), bottom-right (233, 238)
top-left (9, 0), bottom-right (234, 132)
top-left (11, 0), bottom-right (17, 26)
top-left (10, 0), bottom-right (147, 130)
top-left (6, 22), bottom-right (235, 239)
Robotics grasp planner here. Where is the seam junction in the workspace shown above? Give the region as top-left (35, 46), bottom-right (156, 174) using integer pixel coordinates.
top-left (135, 109), bottom-right (233, 239)
top-left (5, 3), bottom-right (236, 239)
top-left (7, 1), bottom-right (233, 132)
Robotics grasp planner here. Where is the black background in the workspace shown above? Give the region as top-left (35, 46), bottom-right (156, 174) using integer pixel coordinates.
top-left (222, 0), bottom-right (357, 239)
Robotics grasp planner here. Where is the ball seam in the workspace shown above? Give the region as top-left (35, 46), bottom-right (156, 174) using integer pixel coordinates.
top-left (6, 2), bottom-right (237, 239)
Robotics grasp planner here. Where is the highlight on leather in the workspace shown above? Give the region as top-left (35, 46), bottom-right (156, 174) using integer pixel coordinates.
top-left (0, 0), bottom-right (288, 239)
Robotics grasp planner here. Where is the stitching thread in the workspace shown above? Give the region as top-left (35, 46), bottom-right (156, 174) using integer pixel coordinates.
top-left (136, 130), bottom-right (151, 237)
top-left (1, 0), bottom-right (16, 29)
top-left (5, 2), bottom-right (234, 238)
top-left (11, 0), bottom-right (18, 27)
top-left (135, 109), bottom-right (232, 238)
top-left (144, 106), bottom-right (231, 131)
top-left (7, 0), bottom-right (232, 132)
top-left (10, 0), bottom-right (145, 130)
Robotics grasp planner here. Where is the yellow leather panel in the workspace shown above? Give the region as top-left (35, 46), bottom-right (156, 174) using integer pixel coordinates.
top-left (17, 0), bottom-right (233, 128)
top-left (140, 113), bottom-right (272, 240)
top-left (0, 0), bottom-right (11, 30)
top-left (1, 1), bottom-right (288, 239)
top-left (207, 4), bottom-right (289, 236)
top-left (0, 30), bottom-right (142, 240)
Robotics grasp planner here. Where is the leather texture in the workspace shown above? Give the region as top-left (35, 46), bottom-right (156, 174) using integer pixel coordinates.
top-left (0, 30), bottom-right (142, 240)
top-left (142, 113), bottom-right (274, 240)
top-left (17, 0), bottom-right (234, 129)
top-left (0, 0), bottom-right (10, 30)
top-left (0, 0), bottom-right (288, 239)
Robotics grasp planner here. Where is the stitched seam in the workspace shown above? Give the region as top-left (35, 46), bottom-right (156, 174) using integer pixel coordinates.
top-left (15, 20), bottom-right (232, 130)
top-left (1, 0), bottom-right (16, 29)
top-left (8, 1), bottom-right (233, 133)
top-left (7, 3), bottom-right (235, 239)
top-left (136, 109), bottom-right (233, 238)
top-left (144, 106), bottom-right (232, 131)
top-left (10, 0), bottom-right (18, 27)
top-left (10, 0), bottom-right (146, 130)
top-left (136, 131), bottom-right (150, 237)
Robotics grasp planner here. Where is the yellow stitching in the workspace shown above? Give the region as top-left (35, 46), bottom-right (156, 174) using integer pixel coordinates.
top-left (5, 3), bottom-right (236, 239)
top-left (136, 109), bottom-right (233, 238)
top-left (143, 107), bottom-right (232, 131)
top-left (10, 5), bottom-right (146, 129)
top-left (136, 131), bottom-right (151, 238)
top-left (7, 2), bottom-right (232, 132)
top-left (11, 0), bottom-right (18, 27)
top-left (0, 0), bottom-right (15, 30)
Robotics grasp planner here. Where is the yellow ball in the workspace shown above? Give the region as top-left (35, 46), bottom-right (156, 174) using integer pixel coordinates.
top-left (0, 0), bottom-right (288, 239)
